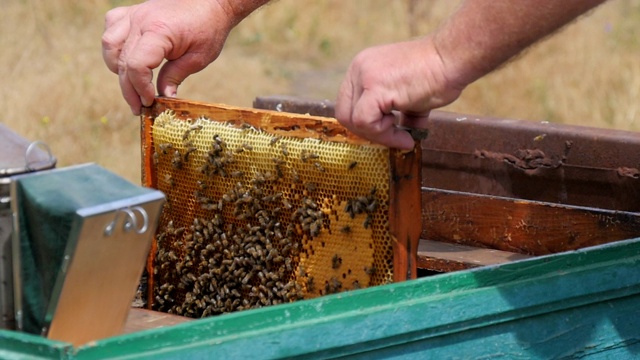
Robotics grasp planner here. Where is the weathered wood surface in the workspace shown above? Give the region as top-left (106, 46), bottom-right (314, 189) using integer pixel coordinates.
top-left (142, 97), bottom-right (379, 146)
top-left (422, 187), bottom-right (640, 256)
top-left (419, 111), bottom-right (640, 213)
top-left (417, 239), bottom-right (533, 272)
top-left (390, 147), bottom-right (422, 281)
top-left (123, 308), bottom-right (191, 334)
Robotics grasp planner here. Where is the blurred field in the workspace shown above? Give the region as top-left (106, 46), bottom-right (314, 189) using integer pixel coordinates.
top-left (1, 0), bottom-right (638, 183)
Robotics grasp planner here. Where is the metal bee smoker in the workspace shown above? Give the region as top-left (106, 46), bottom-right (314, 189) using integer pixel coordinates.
top-left (10, 163), bottom-right (165, 346)
top-left (0, 124), bottom-right (56, 330)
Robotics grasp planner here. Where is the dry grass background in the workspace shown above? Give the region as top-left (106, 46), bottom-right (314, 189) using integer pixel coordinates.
top-left (1, 0), bottom-right (638, 183)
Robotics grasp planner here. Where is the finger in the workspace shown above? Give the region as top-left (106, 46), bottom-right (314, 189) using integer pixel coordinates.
top-left (335, 76), bottom-right (355, 124)
top-left (351, 91), bottom-right (414, 149)
top-left (367, 113), bottom-right (415, 150)
top-left (157, 53), bottom-right (210, 98)
top-left (124, 30), bottom-right (172, 107)
top-left (104, 6), bottom-right (129, 28)
top-left (119, 66), bottom-right (143, 115)
top-left (101, 8), bottom-right (131, 74)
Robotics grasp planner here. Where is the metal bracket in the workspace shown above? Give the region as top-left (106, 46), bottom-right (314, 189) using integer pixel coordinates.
top-left (104, 206), bottom-right (150, 236)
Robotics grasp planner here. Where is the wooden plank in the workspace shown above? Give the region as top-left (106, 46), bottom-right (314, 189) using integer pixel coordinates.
top-left (142, 97), bottom-right (379, 146)
top-left (422, 187), bottom-right (640, 255)
top-left (140, 107), bottom-right (157, 307)
top-left (419, 110), bottom-right (640, 213)
top-left (390, 147), bottom-right (422, 281)
top-left (417, 239), bottom-right (533, 272)
top-left (123, 308), bottom-right (192, 334)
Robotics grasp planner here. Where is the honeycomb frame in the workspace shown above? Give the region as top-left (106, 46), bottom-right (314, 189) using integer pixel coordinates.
top-left (141, 97), bottom-right (421, 317)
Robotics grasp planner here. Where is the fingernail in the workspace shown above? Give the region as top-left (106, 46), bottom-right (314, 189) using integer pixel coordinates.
top-left (167, 90), bottom-right (177, 98)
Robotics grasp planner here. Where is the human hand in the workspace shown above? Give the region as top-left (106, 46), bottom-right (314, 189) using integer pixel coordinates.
top-left (335, 38), bottom-right (465, 149)
top-left (102, 0), bottom-right (234, 115)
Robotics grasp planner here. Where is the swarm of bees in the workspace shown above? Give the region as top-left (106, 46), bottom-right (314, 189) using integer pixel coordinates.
top-left (150, 114), bottom-right (391, 318)
top-left (154, 213), bottom-right (304, 316)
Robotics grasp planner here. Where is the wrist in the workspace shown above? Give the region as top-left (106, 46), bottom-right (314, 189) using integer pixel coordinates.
top-left (211, 0), bottom-right (270, 27)
top-left (430, 26), bottom-right (483, 92)
top-left (416, 36), bottom-right (467, 109)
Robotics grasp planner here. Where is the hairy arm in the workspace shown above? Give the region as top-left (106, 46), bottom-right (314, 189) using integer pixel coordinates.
top-left (102, 0), bottom-right (270, 115)
top-left (335, 0), bottom-right (607, 149)
top-left (435, 0), bottom-right (607, 88)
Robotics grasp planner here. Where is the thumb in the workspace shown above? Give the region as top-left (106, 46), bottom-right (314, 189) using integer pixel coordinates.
top-left (157, 54), bottom-right (209, 97)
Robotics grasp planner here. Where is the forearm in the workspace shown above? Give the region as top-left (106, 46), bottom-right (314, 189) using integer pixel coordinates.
top-left (433, 0), bottom-right (607, 88)
top-left (213, 0), bottom-right (272, 27)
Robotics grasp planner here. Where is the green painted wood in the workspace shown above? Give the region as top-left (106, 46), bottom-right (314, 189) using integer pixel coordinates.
top-left (69, 237), bottom-right (640, 359)
top-left (0, 328), bottom-right (71, 359)
top-left (2, 237), bottom-right (639, 359)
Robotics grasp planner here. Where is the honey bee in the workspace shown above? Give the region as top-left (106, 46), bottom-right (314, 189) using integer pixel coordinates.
top-left (270, 135), bottom-right (282, 145)
top-left (309, 222), bottom-right (321, 237)
top-left (240, 123), bottom-right (255, 132)
top-left (306, 276), bottom-right (315, 292)
top-left (297, 265), bottom-right (306, 277)
top-left (363, 215), bottom-right (373, 229)
top-left (291, 169), bottom-right (301, 183)
top-left (163, 173), bottom-right (174, 187)
top-left (325, 277), bottom-right (342, 294)
top-left (313, 162), bottom-right (325, 172)
top-left (340, 225), bottom-right (351, 234)
top-left (348, 161), bottom-right (358, 170)
top-left (171, 150), bottom-right (182, 169)
top-left (281, 143), bottom-right (289, 156)
top-left (364, 266), bottom-right (377, 276)
top-left (192, 179), bottom-right (205, 189)
top-left (197, 163), bottom-right (209, 174)
top-left (331, 254), bottom-right (342, 269)
top-left (366, 199), bottom-right (378, 213)
top-left (183, 145), bottom-right (197, 162)
top-left (158, 143), bottom-right (173, 154)
top-left (305, 182), bottom-right (317, 192)
top-left (533, 134), bottom-right (547, 142)
top-left (242, 272), bottom-right (253, 284)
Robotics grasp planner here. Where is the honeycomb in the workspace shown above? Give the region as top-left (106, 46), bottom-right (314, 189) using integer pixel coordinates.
top-left (150, 110), bottom-right (393, 317)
